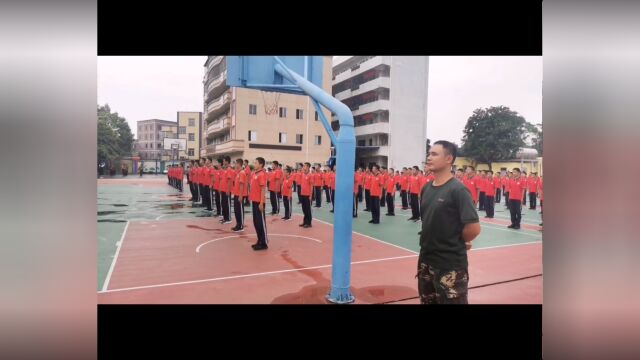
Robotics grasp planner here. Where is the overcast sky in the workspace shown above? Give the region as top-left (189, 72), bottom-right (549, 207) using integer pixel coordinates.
top-left (98, 56), bottom-right (542, 144)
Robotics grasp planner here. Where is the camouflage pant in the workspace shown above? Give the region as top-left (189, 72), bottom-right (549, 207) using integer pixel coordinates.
top-left (416, 257), bottom-right (469, 304)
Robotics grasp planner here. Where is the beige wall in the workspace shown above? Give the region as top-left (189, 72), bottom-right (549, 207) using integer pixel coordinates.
top-left (177, 111), bottom-right (201, 160)
top-left (454, 156), bottom-right (543, 176)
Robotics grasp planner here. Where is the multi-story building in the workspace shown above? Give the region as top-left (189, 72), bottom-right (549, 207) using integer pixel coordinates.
top-left (331, 56), bottom-right (429, 169)
top-left (135, 119), bottom-right (178, 161)
top-left (176, 111), bottom-right (202, 160)
top-left (201, 56), bottom-right (333, 167)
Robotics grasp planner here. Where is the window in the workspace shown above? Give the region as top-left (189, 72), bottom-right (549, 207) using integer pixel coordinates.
top-left (249, 104), bottom-right (257, 115)
top-left (158, 143), bottom-right (161, 148)
top-left (138, 126), bottom-right (142, 132)
top-left (188, 148), bottom-right (194, 156)
top-left (188, 133), bottom-right (195, 141)
top-left (179, 126), bottom-right (187, 134)
top-left (315, 111), bottom-right (319, 121)
top-left (314, 135), bottom-right (322, 145)
top-left (156, 134), bottom-right (159, 140)
top-left (369, 138), bottom-right (373, 146)
top-left (188, 118), bottom-right (195, 126)
top-left (279, 107), bottom-right (287, 118)
top-left (150, 143), bottom-right (153, 148)
top-left (279, 132), bottom-right (287, 144)
top-left (296, 134), bottom-right (303, 144)
top-left (296, 109), bottom-right (303, 120)
top-left (145, 143), bottom-right (148, 148)
top-left (248, 130), bottom-right (257, 142)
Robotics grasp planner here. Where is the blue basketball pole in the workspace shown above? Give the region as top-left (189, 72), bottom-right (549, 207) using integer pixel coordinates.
top-left (274, 61), bottom-right (356, 304)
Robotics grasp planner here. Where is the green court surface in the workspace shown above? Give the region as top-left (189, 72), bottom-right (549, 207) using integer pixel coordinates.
top-left (97, 176), bottom-right (542, 291)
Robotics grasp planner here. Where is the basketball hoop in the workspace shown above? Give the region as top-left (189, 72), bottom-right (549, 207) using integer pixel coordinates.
top-left (262, 91), bottom-right (281, 118)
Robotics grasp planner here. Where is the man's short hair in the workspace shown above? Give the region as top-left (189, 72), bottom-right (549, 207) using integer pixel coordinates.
top-left (433, 140), bottom-right (458, 164)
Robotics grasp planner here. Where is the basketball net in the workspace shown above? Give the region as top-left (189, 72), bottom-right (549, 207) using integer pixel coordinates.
top-left (262, 91), bottom-right (281, 120)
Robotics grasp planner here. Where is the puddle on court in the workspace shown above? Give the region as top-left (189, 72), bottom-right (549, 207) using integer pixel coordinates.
top-left (98, 219), bottom-right (127, 223)
top-left (271, 251), bottom-right (417, 304)
top-left (155, 203), bottom-right (186, 210)
top-left (186, 224), bottom-right (228, 232)
top-left (98, 210), bottom-right (124, 216)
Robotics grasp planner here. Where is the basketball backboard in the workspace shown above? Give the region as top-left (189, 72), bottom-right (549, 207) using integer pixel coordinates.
top-left (226, 56), bottom-right (324, 95)
top-left (163, 138), bottom-right (187, 151)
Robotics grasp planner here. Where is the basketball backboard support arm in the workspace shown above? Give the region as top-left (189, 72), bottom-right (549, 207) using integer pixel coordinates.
top-left (272, 60), bottom-right (356, 304)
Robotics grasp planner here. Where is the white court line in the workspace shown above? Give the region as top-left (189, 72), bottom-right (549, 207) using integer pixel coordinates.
top-left (195, 233), bottom-right (322, 253)
top-left (480, 223), bottom-right (542, 238)
top-left (97, 254), bottom-right (418, 294)
top-left (155, 214), bottom-right (168, 220)
top-left (303, 214), bottom-right (419, 255)
top-left (470, 240), bottom-right (542, 251)
top-left (101, 221), bottom-right (130, 292)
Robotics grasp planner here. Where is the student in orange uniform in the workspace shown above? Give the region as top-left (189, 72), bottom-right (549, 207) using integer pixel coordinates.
top-left (503, 171), bottom-right (511, 209)
top-left (380, 166), bottom-right (388, 208)
top-left (400, 167), bottom-right (410, 210)
top-left (281, 167), bottom-right (294, 221)
top-left (508, 168), bottom-right (525, 230)
top-left (408, 166), bottom-right (421, 221)
top-left (476, 170), bottom-right (486, 211)
top-left (295, 165), bottom-right (303, 205)
top-left (521, 171), bottom-right (528, 206)
top-left (462, 166), bottom-right (479, 206)
top-left (313, 165), bottom-right (323, 208)
top-left (322, 168), bottom-right (331, 204)
top-left (231, 158), bottom-right (247, 232)
top-left (484, 170), bottom-right (495, 218)
top-left (250, 157), bottom-right (268, 251)
top-left (369, 165), bottom-right (384, 224)
top-left (202, 159), bottom-right (213, 212)
top-left (218, 156), bottom-right (233, 224)
top-left (385, 167), bottom-right (397, 216)
top-left (243, 159), bottom-right (251, 207)
top-left (363, 168), bottom-right (372, 212)
top-left (268, 161), bottom-right (283, 215)
top-left (211, 160), bottom-right (221, 217)
top-left (191, 162), bottom-right (199, 205)
top-left (353, 171), bottom-right (359, 218)
top-left (528, 172), bottom-right (539, 210)
top-left (494, 172), bottom-right (502, 204)
top-left (355, 167), bottom-right (364, 203)
top-left (538, 176), bottom-right (543, 227)
top-left (328, 166), bottom-right (336, 213)
top-left (299, 162), bottom-right (314, 228)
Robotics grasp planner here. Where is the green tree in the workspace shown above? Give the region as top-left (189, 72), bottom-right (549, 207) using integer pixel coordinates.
top-left (460, 106), bottom-right (533, 171)
top-left (97, 104), bottom-right (134, 164)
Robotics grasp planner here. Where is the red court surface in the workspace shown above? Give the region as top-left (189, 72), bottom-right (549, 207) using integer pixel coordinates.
top-left (98, 212), bottom-right (541, 304)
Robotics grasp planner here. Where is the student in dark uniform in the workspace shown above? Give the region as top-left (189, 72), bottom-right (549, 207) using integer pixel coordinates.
top-left (417, 140), bottom-right (480, 304)
top-left (250, 157), bottom-right (268, 250)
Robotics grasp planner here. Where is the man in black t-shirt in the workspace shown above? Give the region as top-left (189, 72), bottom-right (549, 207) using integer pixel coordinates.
top-left (417, 141), bottom-right (481, 304)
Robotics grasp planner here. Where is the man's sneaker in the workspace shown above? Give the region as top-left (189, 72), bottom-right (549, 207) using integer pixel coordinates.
top-left (233, 227), bottom-right (244, 232)
top-left (253, 243), bottom-right (268, 251)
